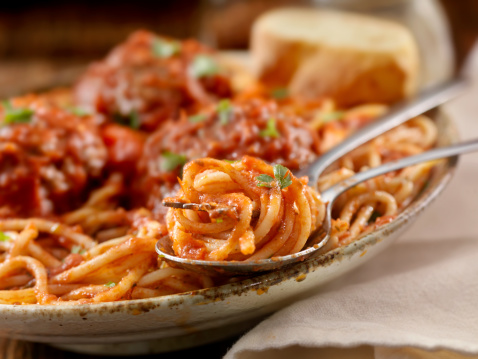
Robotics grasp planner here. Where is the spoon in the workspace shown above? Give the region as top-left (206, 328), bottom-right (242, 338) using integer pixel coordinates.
top-left (156, 138), bottom-right (478, 276)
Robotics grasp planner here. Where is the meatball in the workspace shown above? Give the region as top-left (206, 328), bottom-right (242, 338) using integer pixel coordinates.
top-left (0, 95), bottom-right (107, 216)
top-left (74, 30), bottom-right (233, 132)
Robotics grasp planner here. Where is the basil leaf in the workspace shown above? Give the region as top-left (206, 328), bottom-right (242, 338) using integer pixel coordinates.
top-left (161, 151), bottom-right (187, 172)
top-left (190, 55), bottom-right (219, 78)
top-left (152, 38), bottom-right (181, 58)
top-left (2, 100), bottom-right (33, 125)
top-left (259, 118), bottom-right (280, 138)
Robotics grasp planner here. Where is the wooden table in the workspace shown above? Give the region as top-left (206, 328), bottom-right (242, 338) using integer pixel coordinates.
top-left (0, 336), bottom-right (240, 359)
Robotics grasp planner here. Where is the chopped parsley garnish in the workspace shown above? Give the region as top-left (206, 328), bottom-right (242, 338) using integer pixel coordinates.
top-left (259, 118), bottom-right (280, 138)
top-left (217, 99), bottom-right (232, 125)
top-left (188, 114), bottom-right (207, 123)
top-left (161, 150), bottom-right (187, 172)
top-left (0, 231), bottom-right (10, 242)
top-left (223, 159), bottom-right (239, 163)
top-left (215, 218), bottom-right (223, 223)
top-left (2, 100), bottom-right (33, 125)
top-left (152, 38), bottom-right (181, 58)
top-left (71, 245), bottom-right (86, 255)
top-left (256, 164), bottom-right (292, 190)
top-left (67, 106), bottom-right (90, 117)
top-left (105, 281), bottom-right (116, 288)
top-left (190, 55), bottom-right (219, 78)
top-left (113, 111), bottom-right (141, 129)
top-left (270, 88), bottom-right (289, 100)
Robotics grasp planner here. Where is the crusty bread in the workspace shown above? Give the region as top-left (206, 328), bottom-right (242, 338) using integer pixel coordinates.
top-left (251, 8), bottom-right (420, 106)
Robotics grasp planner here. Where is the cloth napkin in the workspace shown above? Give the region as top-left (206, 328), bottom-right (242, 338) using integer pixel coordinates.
top-left (224, 43), bottom-right (478, 359)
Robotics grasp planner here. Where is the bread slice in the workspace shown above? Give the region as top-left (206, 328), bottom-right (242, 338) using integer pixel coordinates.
top-left (251, 8), bottom-right (419, 106)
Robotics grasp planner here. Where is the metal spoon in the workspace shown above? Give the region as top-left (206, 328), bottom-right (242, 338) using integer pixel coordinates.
top-left (296, 77), bottom-right (467, 189)
top-left (156, 138), bottom-right (478, 276)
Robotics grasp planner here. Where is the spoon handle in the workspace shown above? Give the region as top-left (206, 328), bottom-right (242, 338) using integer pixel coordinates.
top-left (321, 138), bottom-right (478, 204)
top-left (301, 77), bottom-right (468, 188)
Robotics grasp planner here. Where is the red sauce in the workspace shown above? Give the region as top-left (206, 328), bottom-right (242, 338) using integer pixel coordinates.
top-left (173, 235), bottom-right (208, 260)
top-left (101, 123), bottom-right (146, 178)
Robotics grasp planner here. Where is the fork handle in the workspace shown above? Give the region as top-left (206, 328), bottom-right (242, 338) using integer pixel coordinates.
top-left (320, 138), bottom-right (478, 204)
top-left (300, 77), bottom-right (468, 189)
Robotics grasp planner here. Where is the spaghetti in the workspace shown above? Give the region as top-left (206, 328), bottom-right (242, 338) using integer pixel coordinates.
top-left (165, 156), bottom-right (323, 261)
top-left (0, 30), bottom-right (438, 304)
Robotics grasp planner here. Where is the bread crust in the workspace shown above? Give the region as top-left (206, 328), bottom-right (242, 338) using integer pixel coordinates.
top-left (251, 8), bottom-right (419, 105)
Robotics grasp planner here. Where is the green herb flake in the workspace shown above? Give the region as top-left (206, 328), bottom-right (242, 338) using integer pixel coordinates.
top-left (2, 100), bottom-right (33, 125)
top-left (188, 114), bottom-right (207, 123)
top-left (113, 111), bottom-right (141, 129)
top-left (257, 164), bottom-right (292, 190)
top-left (215, 218), bottom-right (223, 223)
top-left (256, 174), bottom-right (274, 188)
top-left (273, 164), bottom-right (292, 189)
top-left (161, 150), bottom-right (187, 172)
top-left (67, 106), bottom-right (90, 117)
top-left (270, 88), bottom-right (288, 100)
top-left (152, 38), bottom-right (181, 58)
top-left (259, 118), bottom-right (280, 138)
top-left (0, 231), bottom-right (10, 242)
top-left (190, 55), bottom-right (219, 78)
top-left (71, 245), bottom-right (86, 255)
top-left (105, 281), bottom-right (116, 288)
top-left (223, 159), bottom-right (239, 163)
top-left (217, 99), bottom-right (232, 125)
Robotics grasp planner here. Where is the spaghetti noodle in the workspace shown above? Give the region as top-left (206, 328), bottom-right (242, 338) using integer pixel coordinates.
top-left (0, 30), bottom-right (438, 304)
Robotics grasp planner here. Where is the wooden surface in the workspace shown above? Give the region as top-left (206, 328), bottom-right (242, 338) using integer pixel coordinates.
top-left (0, 336), bottom-right (240, 359)
top-left (0, 1), bottom-right (477, 358)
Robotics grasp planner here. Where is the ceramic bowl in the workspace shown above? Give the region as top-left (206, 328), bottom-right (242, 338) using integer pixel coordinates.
top-left (0, 110), bottom-right (458, 355)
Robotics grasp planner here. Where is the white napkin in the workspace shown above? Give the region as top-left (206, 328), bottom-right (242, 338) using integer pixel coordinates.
top-left (224, 43), bottom-right (478, 359)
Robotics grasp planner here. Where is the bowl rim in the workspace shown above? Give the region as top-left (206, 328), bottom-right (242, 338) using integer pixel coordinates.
top-left (0, 110), bottom-right (459, 314)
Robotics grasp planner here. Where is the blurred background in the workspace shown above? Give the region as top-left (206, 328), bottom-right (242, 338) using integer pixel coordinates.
top-left (0, 0), bottom-right (476, 96)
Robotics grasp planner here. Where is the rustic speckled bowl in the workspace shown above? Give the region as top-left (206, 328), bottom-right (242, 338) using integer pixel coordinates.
top-left (0, 110), bottom-right (458, 355)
